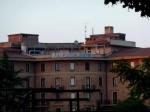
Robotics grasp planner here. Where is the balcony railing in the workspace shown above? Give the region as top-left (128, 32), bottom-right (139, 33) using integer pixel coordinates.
top-left (97, 99), bottom-right (121, 105)
top-left (26, 101), bottom-right (49, 107)
top-left (82, 85), bottom-right (96, 90)
top-left (54, 85), bottom-right (64, 90)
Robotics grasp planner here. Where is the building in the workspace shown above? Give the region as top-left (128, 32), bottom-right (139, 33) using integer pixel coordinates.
top-left (0, 26), bottom-right (149, 112)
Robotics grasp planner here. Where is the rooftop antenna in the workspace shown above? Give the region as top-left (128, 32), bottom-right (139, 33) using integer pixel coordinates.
top-left (82, 23), bottom-right (89, 38)
top-left (92, 27), bottom-right (94, 35)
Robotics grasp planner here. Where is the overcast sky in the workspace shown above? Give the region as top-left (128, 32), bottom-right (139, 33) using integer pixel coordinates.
top-left (0, 0), bottom-right (150, 47)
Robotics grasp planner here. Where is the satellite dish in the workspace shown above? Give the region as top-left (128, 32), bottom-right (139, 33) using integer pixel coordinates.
top-left (74, 40), bottom-right (78, 45)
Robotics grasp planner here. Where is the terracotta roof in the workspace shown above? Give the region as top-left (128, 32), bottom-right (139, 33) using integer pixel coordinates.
top-left (108, 48), bottom-right (150, 58)
top-left (0, 47), bottom-right (21, 52)
top-left (6, 52), bottom-right (35, 59)
top-left (0, 47), bottom-right (35, 59)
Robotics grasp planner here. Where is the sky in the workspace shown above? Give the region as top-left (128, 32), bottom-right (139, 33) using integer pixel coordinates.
top-left (0, 0), bottom-right (150, 47)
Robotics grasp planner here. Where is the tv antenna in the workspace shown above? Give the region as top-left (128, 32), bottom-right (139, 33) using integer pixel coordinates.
top-left (82, 23), bottom-right (89, 38)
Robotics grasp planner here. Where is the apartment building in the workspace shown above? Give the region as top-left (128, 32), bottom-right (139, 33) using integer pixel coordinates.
top-left (0, 26), bottom-right (149, 112)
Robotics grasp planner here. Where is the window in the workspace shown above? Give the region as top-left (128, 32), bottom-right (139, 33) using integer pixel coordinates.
top-left (41, 78), bottom-right (45, 87)
top-left (85, 62), bottom-right (90, 70)
top-left (55, 63), bottom-right (60, 71)
top-left (113, 92), bottom-right (117, 104)
top-left (86, 77), bottom-right (90, 89)
top-left (99, 92), bottom-right (103, 104)
top-left (86, 92), bottom-right (90, 99)
top-left (98, 63), bottom-right (101, 71)
top-left (112, 63), bottom-right (117, 68)
top-left (99, 77), bottom-right (103, 86)
top-left (113, 77), bottom-right (117, 86)
top-left (56, 92), bottom-right (60, 99)
top-left (56, 108), bottom-right (61, 112)
top-left (41, 109), bottom-right (46, 112)
top-left (26, 63), bottom-right (29, 72)
top-left (26, 79), bottom-right (30, 87)
top-left (41, 93), bottom-right (45, 106)
top-left (41, 63), bottom-right (45, 72)
top-left (71, 92), bottom-right (76, 99)
top-left (88, 47), bottom-right (91, 50)
top-left (86, 107), bottom-right (91, 112)
top-left (70, 62), bottom-right (75, 71)
top-left (130, 62), bottom-right (135, 67)
top-left (72, 108), bottom-right (76, 112)
top-left (11, 63), bottom-right (14, 70)
top-left (55, 78), bottom-right (60, 89)
top-left (70, 77), bottom-right (75, 86)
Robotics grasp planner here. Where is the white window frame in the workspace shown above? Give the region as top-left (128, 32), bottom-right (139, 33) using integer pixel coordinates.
top-left (71, 92), bottom-right (76, 99)
top-left (113, 77), bottom-right (117, 86)
top-left (55, 63), bottom-right (60, 71)
top-left (70, 77), bottom-right (75, 86)
top-left (72, 108), bottom-right (76, 112)
top-left (85, 92), bottom-right (90, 99)
top-left (41, 78), bottom-right (45, 87)
top-left (55, 77), bottom-right (61, 89)
top-left (70, 62), bottom-right (75, 71)
top-left (86, 77), bottom-right (90, 89)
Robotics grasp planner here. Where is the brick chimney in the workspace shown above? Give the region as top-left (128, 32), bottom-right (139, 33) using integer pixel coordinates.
top-left (105, 26), bottom-right (113, 34)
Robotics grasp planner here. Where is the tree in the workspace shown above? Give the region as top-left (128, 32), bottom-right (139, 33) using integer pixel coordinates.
top-left (0, 51), bottom-right (29, 112)
top-left (114, 97), bottom-right (149, 112)
top-left (104, 0), bottom-right (150, 17)
top-left (111, 58), bottom-right (150, 100)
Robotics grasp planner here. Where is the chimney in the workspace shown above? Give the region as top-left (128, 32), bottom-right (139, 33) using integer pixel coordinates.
top-left (105, 26), bottom-right (113, 34)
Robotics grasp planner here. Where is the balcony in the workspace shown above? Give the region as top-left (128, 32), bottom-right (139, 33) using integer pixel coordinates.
top-left (26, 101), bottom-right (49, 107)
top-left (82, 85), bottom-right (96, 90)
top-left (55, 85), bottom-right (64, 90)
top-left (97, 99), bottom-right (121, 105)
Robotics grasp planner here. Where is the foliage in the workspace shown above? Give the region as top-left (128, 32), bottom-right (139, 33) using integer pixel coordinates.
top-left (104, 0), bottom-right (150, 17)
top-left (114, 97), bottom-right (149, 112)
top-left (0, 51), bottom-right (29, 111)
top-left (111, 58), bottom-right (150, 100)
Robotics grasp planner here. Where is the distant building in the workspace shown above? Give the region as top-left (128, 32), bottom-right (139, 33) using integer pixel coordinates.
top-left (1, 26), bottom-right (149, 112)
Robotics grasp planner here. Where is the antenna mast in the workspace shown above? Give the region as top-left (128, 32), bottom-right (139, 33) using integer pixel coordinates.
top-left (82, 23), bottom-right (89, 38)
top-left (92, 27), bottom-right (94, 35)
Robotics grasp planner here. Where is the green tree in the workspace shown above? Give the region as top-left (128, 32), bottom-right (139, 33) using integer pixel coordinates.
top-left (111, 58), bottom-right (150, 100)
top-left (0, 51), bottom-right (29, 112)
top-left (114, 97), bottom-right (149, 112)
top-left (104, 0), bottom-right (150, 17)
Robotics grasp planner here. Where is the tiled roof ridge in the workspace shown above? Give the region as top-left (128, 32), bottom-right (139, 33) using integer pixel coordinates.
top-left (108, 47), bottom-right (150, 58)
